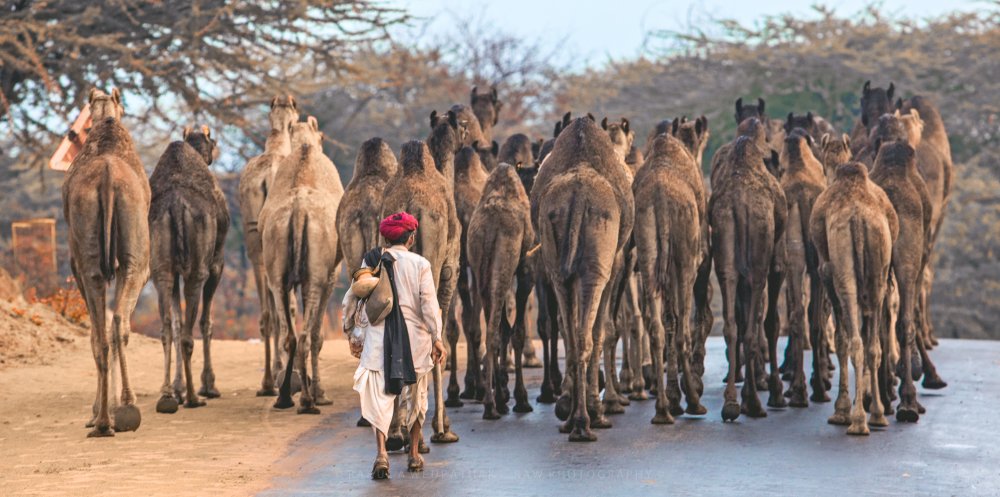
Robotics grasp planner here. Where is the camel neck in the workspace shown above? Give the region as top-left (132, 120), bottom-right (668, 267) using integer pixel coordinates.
top-left (266, 129), bottom-right (291, 155)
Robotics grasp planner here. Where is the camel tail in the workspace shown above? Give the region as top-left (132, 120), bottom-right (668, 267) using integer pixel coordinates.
top-left (287, 206), bottom-right (310, 289)
top-left (849, 215), bottom-right (868, 308)
top-left (169, 202), bottom-right (189, 268)
top-left (559, 195), bottom-right (585, 281)
top-left (734, 206), bottom-right (751, 279)
top-left (98, 163), bottom-right (116, 282)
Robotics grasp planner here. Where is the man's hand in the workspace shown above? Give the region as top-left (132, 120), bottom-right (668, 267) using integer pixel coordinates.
top-left (432, 339), bottom-right (447, 366)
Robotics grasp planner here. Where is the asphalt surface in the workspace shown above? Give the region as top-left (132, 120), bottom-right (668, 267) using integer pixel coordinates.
top-left (260, 338), bottom-right (1000, 497)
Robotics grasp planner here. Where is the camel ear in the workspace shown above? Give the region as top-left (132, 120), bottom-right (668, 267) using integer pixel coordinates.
top-left (270, 95), bottom-right (279, 109)
top-left (201, 125), bottom-right (211, 138)
top-left (842, 133), bottom-right (851, 148)
top-left (887, 83), bottom-right (895, 101)
top-left (111, 88), bottom-right (121, 105)
top-left (554, 121), bottom-right (562, 137)
top-left (562, 112), bottom-right (572, 128)
top-left (757, 98), bottom-right (766, 115)
top-left (671, 118), bottom-right (679, 135)
top-left (681, 115), bottom-right (688, 123)
top-left (491, 140), bottom-right (499, 158)
top-left (586, 112), bottom-right (595, 122)
top-left (307, 116), bottom-right (318, 132)
top-left (429, 110), bottom-right (439, 128)
top-left (820, 133), bottom-right (830, 148)
top-left (600, 117), bottom-right (608, 130)
top-left (288, 95), bottom-right (297, 110)
top-left (910, 108), bottom-right (921, 123)
top-left (804, 133), bottom-right (814, 147)
top-left (785, 112), bottom-right (794, 133)
top-left (735, 97), bottom-right (743, 115)
top-left (863, 80), bottom-right (871, 94)
top-left (89, 88), bottom-right (100, 104)
top-left (895, 97), bottom-right (903, 110)
top-left (622, 118), bottom-right (630, 135)
top-left (471, 86), bottom-right (478, 102)
top-left (447, 110), bottom-right (458, 130)
top-left (183, 126), bottom-right (192, 140)
top-left (806, 111), bottom-right (814, 121)
top-left (696, 115), bottom-right (707, 135)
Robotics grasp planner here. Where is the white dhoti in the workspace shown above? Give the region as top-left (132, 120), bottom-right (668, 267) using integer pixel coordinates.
top-left (400, 370), bottom-right (430, 430)
top-left (353, 367), bottom-right (395, 437)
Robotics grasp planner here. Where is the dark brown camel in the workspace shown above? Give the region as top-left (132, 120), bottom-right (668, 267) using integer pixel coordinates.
top-left (777, 129), bottom-right (831, 407)
top-left (263, 117), bottom-right (344, 414)
top-left (381, 140), bottom-right (461, 445)
top-left (149, 126), bottom-right (230, 414)
top-left (709, 130), bottom-right (787, 421)
top-left (633, 133), bottom-right (706, 423)
top-left (467, 163), bottom-right (535, 419)
top-left (811, 161), bottom-right (898, 435)
top-left (427, 109), bottom-right (464, 191)
top-left (63, 88), bottom-right (149, 437)
top-left (239, 95), bottom-right (298, 396)
top-left (850, 81), bottom-right (895, 156)
top-left (532, 117), bottom-right (634, 441)
top-left (470, 86), bottom-right (502, 146)
top-left (870, 141), bottom-right (934, 422)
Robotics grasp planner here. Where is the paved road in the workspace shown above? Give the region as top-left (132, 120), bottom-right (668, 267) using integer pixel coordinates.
top-left (260, 338), bottom-right (1000, 496)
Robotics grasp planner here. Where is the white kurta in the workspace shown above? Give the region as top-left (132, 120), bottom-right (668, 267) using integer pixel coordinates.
top-left (351, 245), bottom-right (442, 435)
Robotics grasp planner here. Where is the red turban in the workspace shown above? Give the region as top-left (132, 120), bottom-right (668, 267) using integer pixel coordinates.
top-left (379, 212), bottom-right (419, 241)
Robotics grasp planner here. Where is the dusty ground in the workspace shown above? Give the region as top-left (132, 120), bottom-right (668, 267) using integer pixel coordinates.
top-left (0, 327), bottom-right (413, 497)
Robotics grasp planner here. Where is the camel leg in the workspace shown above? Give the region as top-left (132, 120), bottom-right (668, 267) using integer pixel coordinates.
top-left (845, 300), bottom-right (869, 436)
top-left (310, 284), bottom-right (334, 407)
top-left (253, 263), bottom-right (276, 396)
top-left (444, 292), bottom-right (463, 408)
top-left (808, 273), bottom-right (832, 402)
top-left (482, 297), bottom-right (502, 420)
top-left (602, 310), bottom-right (625, 415)
top-left (692, 252), bottom-right (713, 381)
top-left (521, 290), bottom-right (543, 368)
top-left (180, 277), bottom-right (206, 409)
top-left (171, 280), bottom-right (184, 403)
top-left (896, 277), bottom-right (920, 422)
top-left (785, 262), bottom-right (809, 407)
top-left (272, 287), bottom-right (297, 410)
top-left (109, 256), bottom-right (148, 432)
top-left (294, 283), bottom-right (324, 415)
top-left (741, 279), bottom-right (767, 418)
top-left (431, 298), bottom-right (459, 443)
top-left (619, 303), bottom-right (633, 394)
top-left (512, 268), bottom-right (534, 413)
top-left (79, 265), bottom-right (113, 437)
top-left (826, 278), bottom-right (852, 426)
top-left (459, 268), bottom-right (484, 401)
top-left (867, 302), bottom-right (889, 428)
top-left (536, 280), bottom-right (559, 403)
top-left (917, 327), bottom-right (947, 390)
top-left (199, 268), bottom-right (223, 399)
top-left (664, 306), bottom-right (684, 418)
top-left (677, 268), bottom-right (705, 416)
top-left (647, 291), bottom-right (673, 425)
top-left (765, 262), bottom-right (786, 408)
top-left (920, 265), bottom-right (938, 347)
top-left (72, 262), bottom-right (100, 429)
top-left (154, 274), bottom-right (179, 414)
top-left (716, 251), bottom-right (741, 421)
top-left (558, 280), bottom-right (594, 442)
top-left (627, 275), bottom-right (649, 401)
top-left (588, 278), bottom-right (615, 430)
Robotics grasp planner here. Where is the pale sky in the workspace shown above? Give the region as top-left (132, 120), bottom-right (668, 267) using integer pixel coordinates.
top-left (398, 0), bottom-right (987, 64)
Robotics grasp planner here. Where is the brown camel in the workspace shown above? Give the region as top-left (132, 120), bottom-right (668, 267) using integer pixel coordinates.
top-left (149, 126), bottom-right (230, 414)
top-left (532, 116), bottom-right (634, 441)
top-left (499, 133), bottom-right (535, 169)
top-left (600, 117), bottom-right (640, 174)
top-left (467, 163), bottom-right (535, 419)
top-left (897, 96), bottom-right (953, 352)
top-left (818, 133), bottom-right (853, 184)
top-left (777, 129), bottom-right (831, 407)
top-left (427, 109), bottom-right (464, 191)
top-left (850, 81), bottom-right (895, 156)
top-left (869, 141), bottom-right (934, 422)
top-left (449, 145), bottom-right (489, 406)
top-left (263, 117), bottom-right (344, 414)
top-left (811, 161), bottom-right (898, 435)
top-left (62, 88), bottom-right (149, 437)
top-left (471, 86), bottom-right (502, 146)
top-left (710, 129), bottom-right (787, 421)
top-left (381, 140), bottom-right (462, 445)
top-left (239, 95), bottom-right (299, 396)
top-left (633, 133), bottom-right (706, 423)
top-left (337, 138), bottom-right (398, 277)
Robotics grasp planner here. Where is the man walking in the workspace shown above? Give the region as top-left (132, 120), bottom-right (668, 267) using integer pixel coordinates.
top-left (350, 212), bottom-right (447, 480)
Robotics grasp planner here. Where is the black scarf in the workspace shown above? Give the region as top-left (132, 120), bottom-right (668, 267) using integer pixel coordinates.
top-left (363, 247), bottom-right (416, 395)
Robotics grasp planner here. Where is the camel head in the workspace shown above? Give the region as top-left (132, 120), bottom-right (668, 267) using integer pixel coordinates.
top-left (735, 97), bottom-right (768, 126)
top-left (88, 88), bottom-right (124, 121)
top-left (289, 116), bottom-right (323, 151)
top-left (449, 104), bottom-right (484, 148)
top-left (894, 108), bottom-right (924, 148)
top-left (784, 112), bottom-right (818, 139)
top-left (732, 134), bottom-right (769, 175)
top-left (399, 140), bottom-right (435, 176)
top-left (601, 116), bottom-right (634, 160)
top-left (269, 94), bottom-right (299, 134)
top-left (735, 117), bottom-right (779, 175)
top-left (670, 115), bottom-right (710, 169)
top-left (515, 161), bottom-right (538, 196)
top-left (476, 140), bottom-right (500, 172)
top-left (182, 125), bottom-right (219, 165)
top-left (870, 113), bottom-right (908, 160)
top-left (471, 85), bottom-right (502, 127)
top-left (860, 80), bottom-right (895, 130)
top-left (782, 127), bottom-right (817, 170)
top-left (487, 162), bottom-right (529, 202)
top-left (819, 133), bottom-right (852, 184)
top-left (354, 137), bottom-right (398, 179)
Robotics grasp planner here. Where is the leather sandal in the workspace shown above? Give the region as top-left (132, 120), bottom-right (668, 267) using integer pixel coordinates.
top-left (371, 454), bottom-right (389, 480)
top-left (407, 453), bottom-right (425, 472)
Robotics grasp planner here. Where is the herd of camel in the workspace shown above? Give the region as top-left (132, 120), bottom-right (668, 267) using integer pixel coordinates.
top-left (60, 80), bottom-right (951, 443)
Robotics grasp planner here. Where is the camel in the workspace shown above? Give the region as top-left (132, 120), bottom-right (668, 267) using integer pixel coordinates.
top-left (897, 96), bottom-right (953, 352)
top-left (449, 146), bottom-right (489, 406)
top-left (427, 109), bottom-right (464, 191)
top-left (777, 129), bottom-right (831, 407)
top-left (381, 140), bottom-right (461, 445)
top-left (467, 163), bottom-right (535, 419)
top-left (149, 126), bottom-right (230, 414)
top-left (531, 116), bottom-right (634, 441)
top-left (470, 86), bottom-right (502, 146)
top-left (499, 133), bottom-right (535, 169)
top-left (709, 129), bottom-right (787, 421)
top-left (238, 95), bottom-right (299, 396)
top-left (818, 133), bottom-right (853, 184)
top-left (811, 161), bottom-right (898, 435)
top-left (263, 117), bottom-right (344, 414)
top-left (633, 133), bottom-right (706, 423)
top-left (600, 117), bottom-right (642, 173)
top-left (850, 81), bottom-right (895, 156)
top-left (869, 141), bottom-right (934, 422)
top-left (62, 88), bottom-right (149, 437)
top-left (782, 112), bottom-right (838, 157)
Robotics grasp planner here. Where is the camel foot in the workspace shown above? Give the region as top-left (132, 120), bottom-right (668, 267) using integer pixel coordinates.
top-left (113, 405), bottom-right (141, 432)
top-left (869, 413), bottom-right (889, 428)
top-left (87, 425), bottom-right (115, 438)
top-left (155, 396), bottom-right (179, 414)
top-left (616, 394), bottom-right (631, 406)
top-left (721, 401), bottom-right (741, 422)
top-left (628, 390), bottom-right (649, 401)
top-left (554, 395), bottom-right (572, 421)
top-left (523, 355), bottom-right (543, 368)
top-left (568, 423), bottom-right (597, 442)
top-left (198, 386), bottom-right (221, 399)
top-left (385, 435), bottom-right (406, 451)
top-left (459, 386), bottom-right (477, 400)
top-left (184, 398), bottom-right (206, 409)
top-left (896, 406), bottom-right (919, 423)
top-left (513, 402), bottom-right (533, 413)
top-left (642, 364), bottom-right (655, 391)
top-left (767, 394), bottom-right (787, 409)
top-left (85, 417), bottom-right (96, 428)
top-left (828, 412), bottom-right (851, 426)
top-left (357, 416), bottom-right (371, 427)
top-left (482, 406), bottom-right (501, 420)
top-left (669, 403), bottom-right (685, 418)
top-left (445, 397), bottom-right (464, 408)
top-left (847, 422), bottom-right (870, 436)
top-left (559, 419), bottom-right (573, 433)
top-left (590, 414), bottom-right (612, 429)
top-left (922, 374), bottom-right (947, 390)
top-left (788, 387), bottom-right (809, 408)
top-left (685, 403), bottom-right (708, 416)
top-left (297, 405), bottom-right (321, 415)
top-left (781, 370), bottom-right (793, 382)
top-left (256, 387), bottom-right (277, 397)
top-left (537, 387), bottom-right (557, 404)
top-left (810, 389), bottom-right (831, 403)
top-left (275, 368), bottom-right (302, 393)
top-left (418, 437), bottom-right (430, 454)
top-left (603, 400), bottom-right (625, 415)
top-left (273, 395), bottom-right (295, 410)
top-left (497, 402), bottom-right (510, 415)
top-left (916, 401), bottom-right (926, 414)
top-left (742, 401), bottom-right (767, 418)
top-left (651, 410), bottom-right (675, 425)
top-left (430, 430), bottom-right (459, 444)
